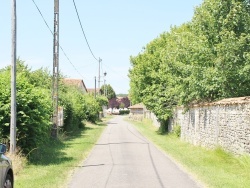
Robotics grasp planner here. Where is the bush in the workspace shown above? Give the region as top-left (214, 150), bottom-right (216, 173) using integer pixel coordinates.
top-left (119, 110), bottom-right (130, 115)
top-left (0, 60), bottom-right (107, 154)
top-left (60, 85), bottom-right (86, 132)
top-left (0, 70), bottom-right (51, 154)
top-left (158, 119), bottom-right (169, 135)
top-left (96, 95), bottom-right (108, 110)
top-left (172, 125), bottom-right (181, 137)
top-left (83, 95), bottom-right (100, 123)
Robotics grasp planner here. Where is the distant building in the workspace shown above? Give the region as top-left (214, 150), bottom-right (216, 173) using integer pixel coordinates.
top-left (128, 103), bottom-right (145, 115)
top-left (63, 78), bottom-right (88, 93)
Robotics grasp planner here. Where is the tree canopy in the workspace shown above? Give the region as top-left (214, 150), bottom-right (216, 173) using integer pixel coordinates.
top-left (129, 0), bottom-right (250, 123)
top-left (100, 84), bottom-right (116, 100)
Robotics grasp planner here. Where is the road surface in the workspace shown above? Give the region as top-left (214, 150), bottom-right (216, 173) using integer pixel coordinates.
top-left (68, 116), bottom-right (202, 188)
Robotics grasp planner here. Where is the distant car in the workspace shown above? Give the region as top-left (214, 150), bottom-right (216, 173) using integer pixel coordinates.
top-left (0, 144), bottom-right (14, 188)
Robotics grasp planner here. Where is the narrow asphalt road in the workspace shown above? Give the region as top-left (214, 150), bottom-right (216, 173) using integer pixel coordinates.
top-left (68, 116), bottom-right (202, 188)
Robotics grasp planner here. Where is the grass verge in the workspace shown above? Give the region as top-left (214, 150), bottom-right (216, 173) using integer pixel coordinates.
top-left (127, 118), bottom-right (250, 188)
top-left (14, 117), bottom-right (111, 188)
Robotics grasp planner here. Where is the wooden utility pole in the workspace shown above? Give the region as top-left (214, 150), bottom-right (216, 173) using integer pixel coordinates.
top-left (94, 76), bottom-right (96, 98)
top-left (104, 71), bottom-right (107, 97)
top-left (98, 58), bottom-right (101, 94)
top-left (10, 0), bottom-right (17, 154)
top-left (52, 0), bottom-right (59, 138)
top-left (104, 79), bottom-right (106, 96)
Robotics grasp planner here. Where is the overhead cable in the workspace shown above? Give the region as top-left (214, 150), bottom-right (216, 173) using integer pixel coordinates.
top-left (72, 0), bottom-right (99, 62)
top-left (31, 0), bottom-right (88, 80)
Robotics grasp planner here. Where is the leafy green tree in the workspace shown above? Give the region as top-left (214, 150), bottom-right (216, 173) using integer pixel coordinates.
top-left (116, 94), bottom-right (128, 97)
top-left (129, 0), bottom-right (250, 129)
top-left (190, 0), bottom-right (250, 100)
top-left (100, 84), bottom-right (116, 100)
top-left (29, 67), bottom-right (52, 89)
top-left (96, 95), bottom-right (108, 109)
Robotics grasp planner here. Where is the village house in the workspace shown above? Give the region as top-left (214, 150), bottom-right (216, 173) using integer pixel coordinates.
top-left (63, 78), bottom-right (88, 94)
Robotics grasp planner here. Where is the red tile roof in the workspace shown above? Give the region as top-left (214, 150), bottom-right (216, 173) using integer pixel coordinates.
top-left (63, 78), bottom-right (88, 92)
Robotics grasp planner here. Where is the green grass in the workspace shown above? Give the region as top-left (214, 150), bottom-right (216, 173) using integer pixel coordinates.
top-left (15, 118), bottom-right (110, 188)
top-left (127, 118), bottom-right (250, 188)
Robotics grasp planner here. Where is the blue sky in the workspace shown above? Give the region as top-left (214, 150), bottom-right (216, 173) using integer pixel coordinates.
top-left (0, 0), bottom-right (203, 94)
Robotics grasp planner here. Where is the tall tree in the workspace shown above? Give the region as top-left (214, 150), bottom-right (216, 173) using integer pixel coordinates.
top-left (100, 84), bottom-right (116, 100)
top-left (129, 0), bottom-right (250, 125)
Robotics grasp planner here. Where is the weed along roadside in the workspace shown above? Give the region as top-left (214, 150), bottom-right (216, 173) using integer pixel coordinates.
top-left (126, 118), bottom-right (250, 188)
top-left (14, 117), bottom-right (111, 188)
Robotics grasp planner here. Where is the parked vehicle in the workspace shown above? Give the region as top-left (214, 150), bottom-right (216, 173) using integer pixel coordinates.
top-left (0, 144), bottom-right (14, 188)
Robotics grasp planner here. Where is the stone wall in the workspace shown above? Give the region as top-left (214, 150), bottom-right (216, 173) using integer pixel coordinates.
top-left (169, 97), bottom-right (250, 155)
top-left (128, 114), bottom-right (143, 121)
top-left (144, 110), bottom-right (161, 128)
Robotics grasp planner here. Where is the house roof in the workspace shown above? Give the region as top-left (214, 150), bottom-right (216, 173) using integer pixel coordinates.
top-left (128, 103), bottom-right (144, 109)
top-left (63, 78), bottom-right (88, 92)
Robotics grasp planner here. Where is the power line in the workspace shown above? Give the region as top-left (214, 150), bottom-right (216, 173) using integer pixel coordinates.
top-left (31, 0), bottom-right (53, 35)
top-left (31, 0), bottom-right (88, 80)
top-left (72, 0), bottom-right (99, 62)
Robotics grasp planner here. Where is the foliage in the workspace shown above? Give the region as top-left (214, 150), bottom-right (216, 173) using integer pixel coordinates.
top-left (82, 95), bottom-right (100, 123)
top-left (117, 97), bottom-right (131, 108)
top-left (96, 95), bottom-right (109, 109)
top-left (108, 97), bottom-right (131, 109)
top-left (116, 93), bottom-right (128, 97)
top-left (59, 84), bottom-right (86, 132)
top-left (0, 59), bottom-right (106, 154)
top-left (119, 109), bottom-right (130, 115)
top-left (100, 84), bottom-right (116, 100)
top-left (108, 98), bottom-right (120, 108)
top-left (29, 67), bottom-right (52, 89)
top-left (157, 119), bottom-right (169, 134)
top-left (172, 125), bottom-right (181, 137)
top-left (129, 0), bottom-right (250, 126)
top-left (119, 102), bottom-right (125, 109)
top-left (59, 85), bottom-right (106, 130)
top-left (0, 60), bottom-right (51, 154)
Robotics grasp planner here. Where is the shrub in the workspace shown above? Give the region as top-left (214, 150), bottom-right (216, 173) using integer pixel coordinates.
top-left (172, 125), bottom-right (181, 137)
top-left (0, 60), bottom-right (107, 154)
top-left (83, 95), bottom-right (100, 123)
top-left (60, 85), bottom-right (86, 132)
top-left (119, 110), bottom-right (130, 115)
top-left (96, 95), bottom-right (108, 110)
top-left (0, 70), bottom-right (51, 154)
